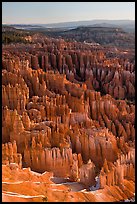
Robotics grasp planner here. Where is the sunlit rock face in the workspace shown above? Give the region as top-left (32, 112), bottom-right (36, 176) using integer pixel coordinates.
top-left (2, 141), bottom-right (22, 168)
top-left (2, 32), bottom-right (135, 202)
top-left (99, 149), bottom-right (135, 189)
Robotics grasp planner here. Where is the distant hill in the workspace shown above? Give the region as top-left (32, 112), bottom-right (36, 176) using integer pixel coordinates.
top-left (3, 20), bottom-right (134, 49)
top-left (41, 19), bottom-right (135, 32)
top-left (5, 19), bottom-right (135, 33)
top-left (2, 25), bottom-right (18, 32)
top-left (2, 25), bottom-right (32, 44)
top-left (42, 26), bottom-right (135, 49)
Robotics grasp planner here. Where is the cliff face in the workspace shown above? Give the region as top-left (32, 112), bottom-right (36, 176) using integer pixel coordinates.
top-left (69, 126), bottom-right (119, 168)
top-left (24, 144), bottom-right (79, 177)
top-left (79, 159), bottom-right (95, 187)
top-left (99, 149), bottom-right (135, 188)
top-left (2, 32), bottom-right (135, 202)
top-left (2, 141), bottom-right (22, 168)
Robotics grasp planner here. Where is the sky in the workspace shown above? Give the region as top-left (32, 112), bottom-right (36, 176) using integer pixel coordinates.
top-left (2, 2), bottom-right (135, 24)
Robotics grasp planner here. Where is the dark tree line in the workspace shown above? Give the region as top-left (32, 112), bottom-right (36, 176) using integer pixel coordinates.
top-left (2, 30), bottom-right (30, 44)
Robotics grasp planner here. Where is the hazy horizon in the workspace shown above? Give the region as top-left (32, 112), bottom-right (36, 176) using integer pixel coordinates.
top-left (3, 19), bottom-right (135, 26)
top-left (2, 2), bottom-right (135, 24)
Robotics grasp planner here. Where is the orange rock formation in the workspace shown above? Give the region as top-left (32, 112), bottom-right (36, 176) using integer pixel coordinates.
top-left (2, 33), bottom-right (135, 202)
